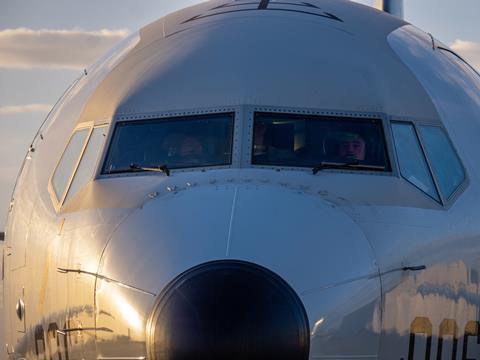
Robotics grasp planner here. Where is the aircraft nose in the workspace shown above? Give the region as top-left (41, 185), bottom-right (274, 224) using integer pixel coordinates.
top-left (147, 260), bottom-right (310, 360)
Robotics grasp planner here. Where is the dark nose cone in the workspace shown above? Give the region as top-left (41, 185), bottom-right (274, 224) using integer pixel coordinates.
top-left (147, 260), bottom-right (310, 360)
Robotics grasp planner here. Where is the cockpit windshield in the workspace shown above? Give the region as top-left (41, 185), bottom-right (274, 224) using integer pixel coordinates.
top-left (102, 113), bottom-right (234, 174)
top-left (252, 113), bottom-right (390, 171)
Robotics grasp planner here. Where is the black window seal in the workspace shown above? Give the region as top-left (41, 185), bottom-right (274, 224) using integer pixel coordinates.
top-left (436, 46), bottom-right (480, 81)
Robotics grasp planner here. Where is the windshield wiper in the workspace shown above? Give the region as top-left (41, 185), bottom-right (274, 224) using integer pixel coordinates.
top-left (129, 163), bottom-right (170, 176)
top-left (104, 163), bottom-right (171, 175)
top-left (312, 161), bottom-right (385, 175)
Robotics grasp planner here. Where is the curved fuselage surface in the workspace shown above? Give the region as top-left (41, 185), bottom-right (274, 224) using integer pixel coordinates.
top-left (3, 0), bottom-right (480, 359)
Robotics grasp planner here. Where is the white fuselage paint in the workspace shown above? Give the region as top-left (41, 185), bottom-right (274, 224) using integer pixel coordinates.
top-left (2, 1), bottom-right (480, 359)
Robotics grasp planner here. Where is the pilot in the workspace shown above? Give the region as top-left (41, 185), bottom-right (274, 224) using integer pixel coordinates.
top-left (336, 132), bottom-right (366, 161)
top-left (179, 135), bottom-right (205, 163)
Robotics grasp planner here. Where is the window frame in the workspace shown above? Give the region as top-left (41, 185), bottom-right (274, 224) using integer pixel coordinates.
top-left (99, 112), bottom-right (236, 177)
top-left (48, 121), bottom-right (110, 211)
top-left (391, 121), bottom-right (441, 203)
top-left (416, 124), bottom-right (468, 204)
top-left (390, 120), bottom-right (468, 206)
top-left (249, 111), bottom-right (393, 174)
top-left (65, 124), bottom-right (110, 203)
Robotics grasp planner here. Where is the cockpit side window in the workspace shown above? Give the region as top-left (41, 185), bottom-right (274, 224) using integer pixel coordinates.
top-left (391, 122), bottom-right (440, 202)
top-left (65, 125), bottom-right (109, 202)
top-left (102, 113), bottom-right (234, 175)
top-left (51, 128), bottom-right (89, 202)
top-left (418, 126), bottom-right (465, 200)
top-left (252, 112), bottom-right (390, 171)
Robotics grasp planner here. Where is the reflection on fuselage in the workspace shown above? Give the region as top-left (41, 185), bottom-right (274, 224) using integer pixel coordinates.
top-left (3, 0), bottom-right (480, 359)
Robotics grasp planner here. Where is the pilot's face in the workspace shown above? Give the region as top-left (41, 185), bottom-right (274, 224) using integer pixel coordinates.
top-left (180, 137), bottom-right (204, 157)
top-left (338, 138), bottom-right (366, 160)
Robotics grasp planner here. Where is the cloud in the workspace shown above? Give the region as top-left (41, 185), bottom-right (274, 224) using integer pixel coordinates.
top-left (0, 28), bottom-right (129, 70)
top-left (0, 103), bottom-right (52, 114)
top-left (451, 39), bottom-right (480, 70)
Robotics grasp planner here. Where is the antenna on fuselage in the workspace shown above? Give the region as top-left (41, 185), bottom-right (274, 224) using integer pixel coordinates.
top-left (377, 0), bottom-right (404, 19)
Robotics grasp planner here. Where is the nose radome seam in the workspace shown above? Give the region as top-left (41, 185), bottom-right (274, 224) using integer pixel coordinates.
top-left (225, 185), bottom-right (239, 257)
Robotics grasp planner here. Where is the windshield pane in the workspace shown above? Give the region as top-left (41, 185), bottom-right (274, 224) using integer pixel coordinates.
top-left (102, 113), bottom-right (234, 174)
top-left (252, 113), bottom-right (390, 170)
top-left (52, 129), bottom-right (89, 200)
top-left (391, 123), bottom-right (439, 201)
top-left (418, 126), bottom-right (465, 199)
top-left (66, 126), bottom-right (108, 202)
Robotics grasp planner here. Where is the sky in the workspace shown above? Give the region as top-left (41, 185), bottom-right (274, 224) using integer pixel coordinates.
top-left (0, 0), bottom-right (479, 231)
